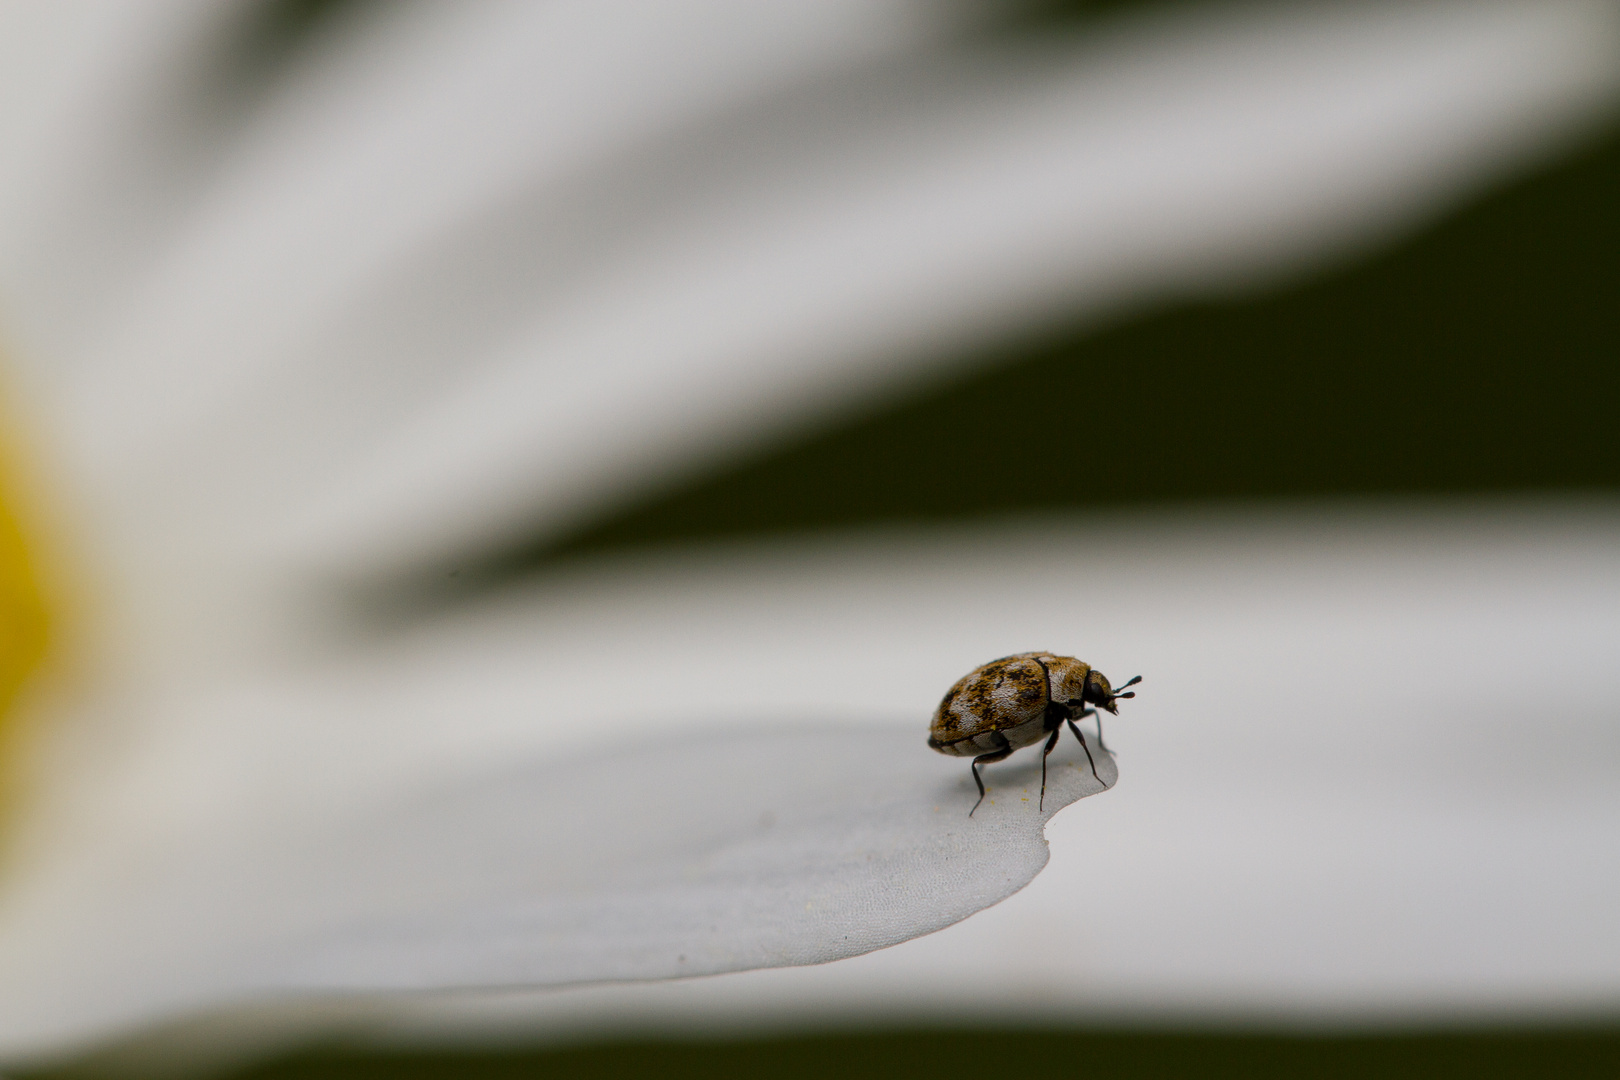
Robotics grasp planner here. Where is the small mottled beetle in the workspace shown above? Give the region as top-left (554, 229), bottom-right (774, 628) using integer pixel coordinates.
top-left (928, 653), bottom-right (1141, 815)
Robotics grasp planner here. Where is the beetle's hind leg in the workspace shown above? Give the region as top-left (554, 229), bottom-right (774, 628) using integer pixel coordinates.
top-left (968, 733), bottom-right (1014, 817)
top-left (1064, 717), bottom-right (1104, 787)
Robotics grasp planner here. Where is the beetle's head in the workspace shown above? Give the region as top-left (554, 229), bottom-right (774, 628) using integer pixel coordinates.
top-left (1084, 671), bottom-right (1142, 715)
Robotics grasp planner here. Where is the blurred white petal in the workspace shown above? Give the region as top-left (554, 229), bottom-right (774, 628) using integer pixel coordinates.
top-left (5, 503), bottom-right (1616, 1056)
top-left (0, 0), bottom-right (241, 349)
top-left (0, 0), bottom-right (938, 364)
top-left (330, 503), bottom-right (1620, 1042)
top-left (190, 0), bottom-right (1620, 576)
top-left (4, 0), bottom-right (1615, 596)
top-left (0, 0), bottom-right (953, 678)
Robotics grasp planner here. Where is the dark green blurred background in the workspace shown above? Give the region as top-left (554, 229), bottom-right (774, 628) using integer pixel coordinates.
top-left (523, 117), bottom-right (1620, 570)
top-left (45, 1), bottom-right (1613, 1076)
top-left (43, 1026), bottom-right (1620, 1080)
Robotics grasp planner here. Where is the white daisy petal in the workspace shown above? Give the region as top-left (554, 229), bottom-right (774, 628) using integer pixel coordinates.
top-left (2, 0), bottom-right (951, 673)
top-left (4, 504), bottom-right (1616, 1056)
top-left (0, 0), bottom-right (250, 357)
top-left (268, 0), bottom-right (1620, 577)
top-left (0, 0), bottom-right (936, 371)
top-left (324, 504), bottom-right (1620, 1043)
top-left (0, 0), bottom-right (1616, 1062)
top-left (0, 723), bottom-right (1110, 1053)
top-left (9, 0), bottom-right (1615, 592)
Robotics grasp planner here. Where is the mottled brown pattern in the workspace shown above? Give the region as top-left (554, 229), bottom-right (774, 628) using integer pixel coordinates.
top-left (933, 650), bottom-right (1069, 751)
top-left (928, 652), bottom-right (1097, 755)
top-left (933, 653), bottom-right (1138, 814)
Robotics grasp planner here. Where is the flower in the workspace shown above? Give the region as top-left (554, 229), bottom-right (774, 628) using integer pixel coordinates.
top-left (0, 0), bottom-right (1617, 1063)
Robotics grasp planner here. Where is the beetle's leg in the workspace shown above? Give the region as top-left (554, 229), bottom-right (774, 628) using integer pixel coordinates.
top-left (1066, 701), bottom-right (1109, 754)
top-left (1039, 726), bottom-right (1062, 810)
top-left (968, 734), bottom-right (1013, 817)
top-left (1064, 717), bottom-right (1103, 787)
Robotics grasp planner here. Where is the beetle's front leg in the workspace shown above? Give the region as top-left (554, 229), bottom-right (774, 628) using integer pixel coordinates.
top-left (1064, 717), bottom-right (1103, 787)
top-left (1065, 701), bottom-right (1107, 753)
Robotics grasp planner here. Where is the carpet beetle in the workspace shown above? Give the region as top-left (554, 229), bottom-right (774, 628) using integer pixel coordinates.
top-left (928, 653), bottom-right (1141, 815)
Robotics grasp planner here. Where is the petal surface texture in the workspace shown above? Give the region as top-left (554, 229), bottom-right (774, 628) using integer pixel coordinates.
top-left (0, 717), bottom-right (1111, 1051)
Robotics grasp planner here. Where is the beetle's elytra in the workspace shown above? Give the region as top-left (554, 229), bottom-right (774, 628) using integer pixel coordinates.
top-left (928, 653), bottom-right (1141, 815)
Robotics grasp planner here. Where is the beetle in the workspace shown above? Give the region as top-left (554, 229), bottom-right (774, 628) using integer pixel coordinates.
top-left (928, 653), bottom-right (1141, 815)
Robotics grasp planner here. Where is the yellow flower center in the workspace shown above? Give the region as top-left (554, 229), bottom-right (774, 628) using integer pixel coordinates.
top-left (0, 410), bottom-right (51, 790)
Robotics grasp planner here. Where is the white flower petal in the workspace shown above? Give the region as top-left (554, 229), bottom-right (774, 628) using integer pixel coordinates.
top-left (312, 504), bottom-right (1620, 1045)
top-left (0, 0), bottom-right (950, 673)
top-left (385, 505), bottom-right (1620, 1039)
top-left (0, 722), bottom-right (1112, 1054)
top-left (0, 0), bottom-right (245, 355)
top-left (3, 502), bottom-right (1616, 1055)
top-left (9, 1), bottom-right (1616, 596)
top-left (0, 0), bottom-right (1616, 1063)
top-left (0, 0), bottom-right (934, 368)
top-left (2, 1), bottom-right (1612, 693)
top-left (263, 0), bottom-right (1620, 577)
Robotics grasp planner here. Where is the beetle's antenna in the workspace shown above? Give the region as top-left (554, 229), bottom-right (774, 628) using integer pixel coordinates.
top-left (1108, 675), bottom-right (1141, 705)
